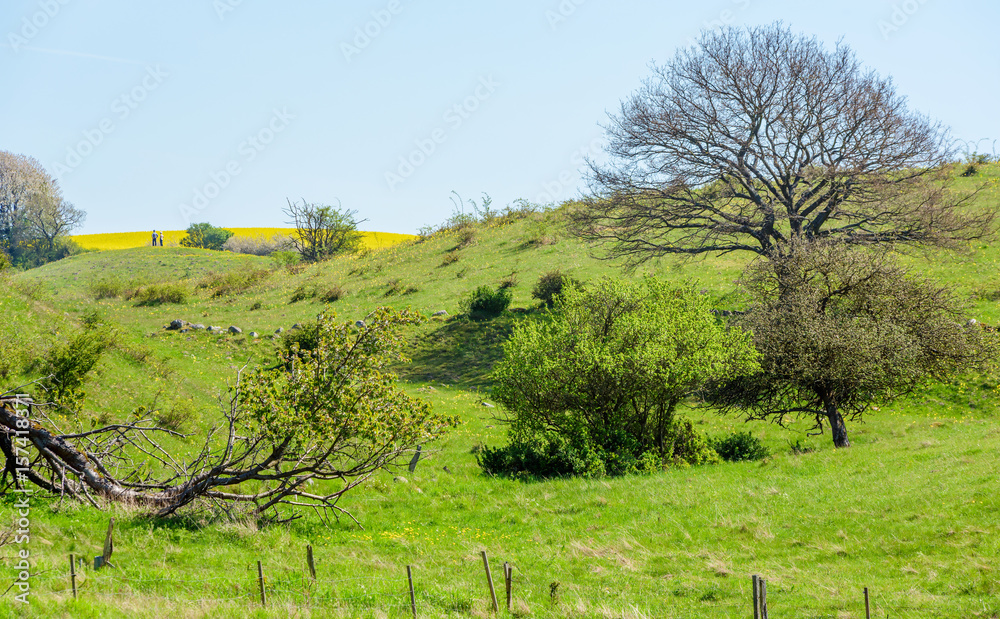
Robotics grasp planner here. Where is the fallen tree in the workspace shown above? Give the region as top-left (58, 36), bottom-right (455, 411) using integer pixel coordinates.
top-left (0, 308), bottom-right (456, 524)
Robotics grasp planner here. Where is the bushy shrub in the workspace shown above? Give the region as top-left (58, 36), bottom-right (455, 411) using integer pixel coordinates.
top-left (463, 285), bottom-right (512, 320)
top-left (385, 279), bottom-right (418, 296)
top-left (133, 283), bottom-right (187, 306)
top-left (197, 268), bottom-right (271, 298)
top-left (440, 251), bottom-right (460, 267)
top-left (222, 233), bottom-right (294, 256)
top-left (180, 223), bottom-right (234, 251)
top-left (320, 285), bottom-right (345, 303)
top-left (531, 270), bottom-right (578, 308)
top-left (39, 330), bottom-right (113, 411)
top-left (290, 285), bottom-right (317, 303)
top-left (282, 322), bottom-right (321, 356)
top-left (709, 431), bottom-right (771, 462)
top-left (477, 418), bottom-right (717, 479)
top-left (271, 250), bottom-right (301, 268)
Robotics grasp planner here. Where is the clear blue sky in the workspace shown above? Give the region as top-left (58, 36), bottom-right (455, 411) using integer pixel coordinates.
top-left (3, 0), bottom-right (998, 235)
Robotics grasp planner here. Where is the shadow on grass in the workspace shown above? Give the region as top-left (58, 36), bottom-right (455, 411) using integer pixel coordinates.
top-left (399, 313), bottom-right (527, 389)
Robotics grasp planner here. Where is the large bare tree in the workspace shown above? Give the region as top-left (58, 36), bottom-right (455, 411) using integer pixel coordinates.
top-left (572, 24), bottom-right (994, 265)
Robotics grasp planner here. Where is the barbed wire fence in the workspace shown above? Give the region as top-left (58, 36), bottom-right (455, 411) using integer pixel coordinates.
top-left (5, 539), bottom-right (935, 617)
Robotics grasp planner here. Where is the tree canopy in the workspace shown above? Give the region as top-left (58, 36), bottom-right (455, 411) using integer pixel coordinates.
top-left (573, 23), bottom-right (993, 265)
top-left (706, 242), bottom-right (995, 447)
top-left (284, 198), bottom-right (365, 261)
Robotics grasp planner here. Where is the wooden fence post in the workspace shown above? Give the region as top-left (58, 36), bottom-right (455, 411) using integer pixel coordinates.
top-left (504, 562), bottom-right (512, 611)
top-left (306, 545), bottom-right (316, 580)
top-left (865, 587), bottom-right (871, 619)
top-left (69, 554), bottom-right (77, 599)
top-left (481, 551), bottom-right (499, 613)
top-left (407, 565), bottom-right (417, 619)
top-left (752, 574), bottom-right (760, 619)
top-left (760, 577), bottom-right (768, 619)
top-left (257, 560), bottom-right (266, 607)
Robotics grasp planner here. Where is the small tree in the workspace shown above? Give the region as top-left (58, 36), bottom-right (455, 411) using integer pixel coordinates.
top-left (707, 243), bottom-right (995, 448)
top-left (180, 222), bottom-right (233, 250)
top-left (487, 278), bottom-right (759, 476)
top-left (284, 198), bottom-right (365, 261)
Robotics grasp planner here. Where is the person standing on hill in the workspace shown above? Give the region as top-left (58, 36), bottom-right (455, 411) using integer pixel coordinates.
top-left (159, 231), bottom-right (164, 246)
top-left (152, 230), bottom-right (157, 246)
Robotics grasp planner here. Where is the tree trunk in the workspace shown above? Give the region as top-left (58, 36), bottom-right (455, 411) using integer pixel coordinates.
top-left (822, 393), bottom-right (851, 448)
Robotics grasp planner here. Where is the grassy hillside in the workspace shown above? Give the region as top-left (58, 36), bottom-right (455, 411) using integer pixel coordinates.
top-left (1, 164), bottom-right (999, 617)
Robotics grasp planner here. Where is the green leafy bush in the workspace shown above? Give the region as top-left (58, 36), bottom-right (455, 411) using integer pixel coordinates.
top-left (282, 322), bottom-right (321, 356)
top-left (531, 270), bottom-right (578, 308)
top-left (463, 285), bottom-right (512, 320)
top-left (133, 283), bottom-right (187, 306)
top-left (197, 268), bottom-right (270, 298)
top-left (39, 330), bottom-right (113, 411)
top-left (486, 278), bottom-right (758, 478)
top-left (709, 431), bottom-right (771, 462)
top-left (179, 223), bottom-right (234, 251)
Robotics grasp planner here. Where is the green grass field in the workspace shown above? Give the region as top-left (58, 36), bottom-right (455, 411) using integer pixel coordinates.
top-left (1, 164), bottom-right (998, 617)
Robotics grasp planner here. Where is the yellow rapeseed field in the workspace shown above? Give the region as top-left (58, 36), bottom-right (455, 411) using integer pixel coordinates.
top-left (72, 228), bottom-right (416, 251)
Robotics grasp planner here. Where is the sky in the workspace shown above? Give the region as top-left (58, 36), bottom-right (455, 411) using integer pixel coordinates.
top-left (2, 0), bottom-right (999, 236)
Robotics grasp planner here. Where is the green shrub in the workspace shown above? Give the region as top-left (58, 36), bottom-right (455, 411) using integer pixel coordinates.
top-left (320, 285), bottom-right (345, 303)
top-left (133, 283), bottom-right (187, 306)
top-left (440, 251), bottom-right (460, 267)
top-left (197, 268), bottom-right (271, 298)
top-left (531, 270), bottom-right (578, 308)
top-left (39, 330), bottom-right (113, 411)
top-left (709, 431), bottom-right (771, 462)
top-left (271, 250), bottom-right (300, 268)
top-left (179, 222), bottom-right (234, 251)
top-left (282, 322), bottom-right (321, 356)
top-left (385, 279), bottom-right (418, 296)
top-left (463, 285), bottom-right (512, 320)
top-left (290, 285), bottom-right (318, 303)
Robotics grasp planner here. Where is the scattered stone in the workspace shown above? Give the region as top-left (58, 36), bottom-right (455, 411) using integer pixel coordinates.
top-left (431, 310), bottom-right (448, 317)
top-left (179, 328), bottom-right (190, 333)
top-left (481, 401), bottom-right (495, 408)
top-left (443, 466), bottom-right (451, 474)
top-left (355, 320), bottom-right (366, 328)
top-left (249, 332), bottom-right (259, 338)
top-left (967, 318), bottom-right (978, 327)
top-left (275, 327), bottom-right (284, 334)
top-left (168, 319), bottom-right (185, 330)
top-left (393, 476), bottom-right (408, 484)
top-left (291, 323), bottom-right (302, 330)
top-left (228, 326), bottom-right (242, 334)
top-left (191, 323), bottom-right (206, 330)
